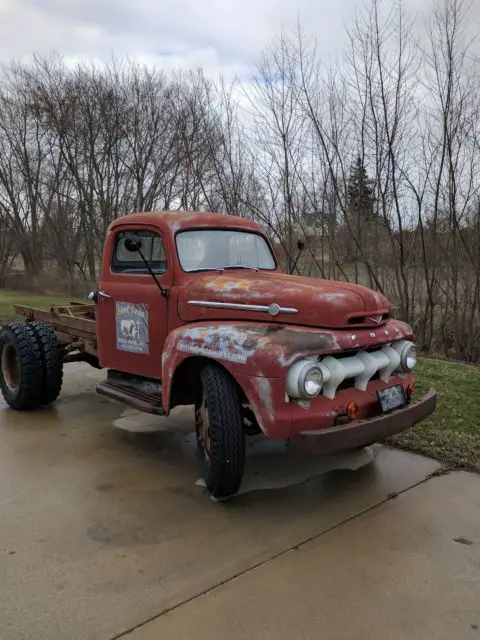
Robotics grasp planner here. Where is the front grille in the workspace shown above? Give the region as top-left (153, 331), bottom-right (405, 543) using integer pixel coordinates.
top-left (335, 370), bottom-right (380, 392)
top-left (316, 339), bottom-right (411, 399)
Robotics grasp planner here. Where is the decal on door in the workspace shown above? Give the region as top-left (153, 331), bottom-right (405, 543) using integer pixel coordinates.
top-left (115, 302), bottom-right (149, 354)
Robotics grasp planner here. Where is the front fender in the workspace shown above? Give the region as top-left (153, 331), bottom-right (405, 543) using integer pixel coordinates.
top-left (160, 320), bottom-right (415, 421)
top-left (161, 321), bottom-right (340, 414)
top-left (161, 323), bottom-right (245, 414)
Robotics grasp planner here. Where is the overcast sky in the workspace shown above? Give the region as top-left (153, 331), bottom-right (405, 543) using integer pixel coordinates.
top-left (0, 0), bottom-right (478, 80)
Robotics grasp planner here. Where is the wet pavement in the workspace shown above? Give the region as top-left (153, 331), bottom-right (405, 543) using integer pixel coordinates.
top-left (128, 470), bottom-right (480, 640)
top-left (0, 363), bottom-right (478, 640)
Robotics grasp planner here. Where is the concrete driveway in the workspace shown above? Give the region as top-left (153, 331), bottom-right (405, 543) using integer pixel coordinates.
top-left (0, 363), bottom-right (478, 640)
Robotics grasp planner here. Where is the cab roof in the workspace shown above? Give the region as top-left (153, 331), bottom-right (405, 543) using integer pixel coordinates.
top-left (109, 211), bottom-right (267, 235)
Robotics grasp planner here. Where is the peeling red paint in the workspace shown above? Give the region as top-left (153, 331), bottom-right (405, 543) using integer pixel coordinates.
top-left (254, 377), bottom-right (274, 423)
top-left (178, 271), bottom-right (391, 330)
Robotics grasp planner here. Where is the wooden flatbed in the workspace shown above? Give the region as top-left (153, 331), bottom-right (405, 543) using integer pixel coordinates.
top-left (13, 302), bottom-right (98, 360)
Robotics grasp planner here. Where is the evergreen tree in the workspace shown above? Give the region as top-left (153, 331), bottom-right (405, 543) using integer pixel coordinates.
top-left (347, 156), bottom-right (376, 220)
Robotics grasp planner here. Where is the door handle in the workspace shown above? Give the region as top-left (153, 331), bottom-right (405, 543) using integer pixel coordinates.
top-left (98, 290), bottom-right (112, 299)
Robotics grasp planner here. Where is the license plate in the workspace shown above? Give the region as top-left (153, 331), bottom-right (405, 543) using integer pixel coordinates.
top-left (377, 384), bottom-right (407, 413)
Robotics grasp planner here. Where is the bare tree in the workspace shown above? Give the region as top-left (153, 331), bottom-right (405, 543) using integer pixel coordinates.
top-left (0, 0), bottom-right (478, 362)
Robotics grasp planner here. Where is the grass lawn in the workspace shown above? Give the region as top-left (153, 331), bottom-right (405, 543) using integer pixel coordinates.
top-left (1, 289), bottom-right (478, 471)
top-left (0, 290), bottom-right (80, 324)
top-left (388, 357), bottom-right (480, 472)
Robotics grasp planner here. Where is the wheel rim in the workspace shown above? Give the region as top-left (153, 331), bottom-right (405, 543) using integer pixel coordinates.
top-left (1, 344), bottom-right (20, 391)
top-left (195, 388), bottom-right (211, 463)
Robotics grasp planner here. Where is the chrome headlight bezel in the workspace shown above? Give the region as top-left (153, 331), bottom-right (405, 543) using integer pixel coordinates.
top-left (286, 359), bottom-right (323, 399)
top-left (399, 342), bottom-right (417, 371)
top-left (391, 339), bottom-right (417, 373)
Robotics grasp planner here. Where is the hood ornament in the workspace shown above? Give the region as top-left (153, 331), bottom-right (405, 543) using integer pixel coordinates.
top-left (367, 315), bottom-right (383, 325)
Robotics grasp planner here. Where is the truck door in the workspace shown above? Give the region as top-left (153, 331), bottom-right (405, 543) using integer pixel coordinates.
top-left (96, 225), bottom-right (171, 380)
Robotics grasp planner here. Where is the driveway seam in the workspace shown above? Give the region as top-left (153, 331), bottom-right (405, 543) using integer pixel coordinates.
top-left (110, 465), bottom-right (447, 640)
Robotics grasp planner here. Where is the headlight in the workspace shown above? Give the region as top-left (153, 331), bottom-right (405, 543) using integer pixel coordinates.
top-left (286, 360), bottom-right (323, 399)
top-left (393, 341), bottom-right (417, 371)
top-left (401, 344), bottom-right (417, 371)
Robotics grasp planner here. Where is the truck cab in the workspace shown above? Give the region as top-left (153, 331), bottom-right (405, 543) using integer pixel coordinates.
top-left (94, 212), bottom-right (281, 379)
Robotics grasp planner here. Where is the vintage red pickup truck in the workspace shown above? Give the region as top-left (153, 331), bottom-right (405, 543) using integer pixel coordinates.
top-left (0, 211), bottom-right (436, 498)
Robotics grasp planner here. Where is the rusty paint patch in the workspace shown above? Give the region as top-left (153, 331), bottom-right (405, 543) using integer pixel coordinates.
top-left (314, 292), bottom-right (345, 303)
top-left (180, 271), bottom-right (395, 331)
top-left (254, 377), bottom-right (274, 423)
top-left (161, 338), bottom-right (175, 366)
top-left (275, 328), bottom-right (338, 355)
top-left (176, 340), bottom-right (249, 364)
top-left (205, 278), bottom-right (251, 292)
top-left (167, 323), bottom-right (339, 375)
top-left (173, 325), bottom-right (259, 366)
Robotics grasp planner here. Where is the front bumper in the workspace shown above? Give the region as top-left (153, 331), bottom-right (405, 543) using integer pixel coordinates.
top-left (298, 389), bottom-right (437, 454)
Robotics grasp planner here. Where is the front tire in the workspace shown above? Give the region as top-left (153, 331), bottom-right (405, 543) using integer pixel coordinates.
top-left (0, 324), bottom-right (44, 410)
top-left (195, 364), bottom-right (246, 499)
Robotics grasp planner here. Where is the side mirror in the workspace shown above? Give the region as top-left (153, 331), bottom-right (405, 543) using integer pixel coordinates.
top-left (289, 239), bottom-right (306, 275)
top-left (124, 237), bottom-right (141, 253)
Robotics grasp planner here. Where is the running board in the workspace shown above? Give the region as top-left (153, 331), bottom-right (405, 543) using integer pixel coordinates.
top-left (97, 379), bottom-right (165, 415)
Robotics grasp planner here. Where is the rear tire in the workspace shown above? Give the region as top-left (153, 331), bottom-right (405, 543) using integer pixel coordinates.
top-left (195, 364), bottom-right (246, 499)
top-left (0, 324), bottom-right (44, 410)
top-left (28, 321), bottom-right (64, 406)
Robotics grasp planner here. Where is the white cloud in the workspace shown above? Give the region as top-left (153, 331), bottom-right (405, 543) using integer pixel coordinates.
top-left (0, 0), bottom-right (478, 81)
top-left (0, 0), bottom-right (353, 77)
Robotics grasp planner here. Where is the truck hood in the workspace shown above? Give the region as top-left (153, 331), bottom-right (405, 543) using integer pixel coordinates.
top-left (177, 271), bottom-right (392, 329)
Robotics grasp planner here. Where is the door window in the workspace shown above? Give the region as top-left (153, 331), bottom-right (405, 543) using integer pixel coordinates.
top-left (112, 230), bottom-right (167, 274)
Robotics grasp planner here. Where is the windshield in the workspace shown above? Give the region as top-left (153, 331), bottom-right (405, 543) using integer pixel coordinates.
top-left (176, 229), bottom-right (277, 272)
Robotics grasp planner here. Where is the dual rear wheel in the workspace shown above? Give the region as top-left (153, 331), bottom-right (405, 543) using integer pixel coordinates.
top-left (0, 322), bottom-right (63, 411)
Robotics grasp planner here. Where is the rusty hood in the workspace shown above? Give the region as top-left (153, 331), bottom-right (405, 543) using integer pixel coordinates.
top-left (177, 271), bottom-right (392, 329)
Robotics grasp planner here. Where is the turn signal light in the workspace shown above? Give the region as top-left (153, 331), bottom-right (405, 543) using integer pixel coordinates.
top-left (407, 383), bottom-right (415, 401)
top-left (346, 401), bottom-right (359, 420)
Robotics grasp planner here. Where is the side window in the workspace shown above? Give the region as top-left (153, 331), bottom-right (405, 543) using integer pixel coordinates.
top-left (111, 230), bottom-right (167, 274)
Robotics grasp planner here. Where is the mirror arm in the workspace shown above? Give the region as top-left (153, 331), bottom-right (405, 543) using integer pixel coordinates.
top-left (136, 248), bottom-right (168, 298)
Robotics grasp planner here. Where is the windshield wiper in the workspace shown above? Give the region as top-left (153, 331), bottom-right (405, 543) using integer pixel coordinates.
top-left (222, 264), bottom-right (259, 271)
top-left (186, 266), bottom-right (224, 273)
top-left (187, 264), bottom-right (260, 273)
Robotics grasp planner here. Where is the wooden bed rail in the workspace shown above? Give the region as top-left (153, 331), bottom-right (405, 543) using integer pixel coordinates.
top-left (13, 303), bottom-right (97, 356)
